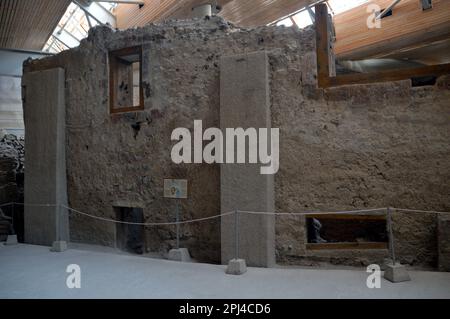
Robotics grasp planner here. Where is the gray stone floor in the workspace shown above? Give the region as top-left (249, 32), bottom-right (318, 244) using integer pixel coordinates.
top-left (1, 243), bottom-right (449, 299)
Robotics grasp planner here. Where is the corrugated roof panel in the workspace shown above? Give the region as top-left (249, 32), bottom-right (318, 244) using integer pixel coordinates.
top-left (115, 0), bottom-right (317, 29)
top-left (0, 0), bottom-right (71, 50)
top-left (219, 0), bottom-right (317, 27)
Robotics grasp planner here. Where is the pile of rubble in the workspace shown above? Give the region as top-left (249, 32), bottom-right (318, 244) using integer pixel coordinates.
top-left (0, 133), bottom-right (24, 206)
top-left (0, 133), bottom-right (24, 174)
top-left (0, 133), bottom-right (24, 240)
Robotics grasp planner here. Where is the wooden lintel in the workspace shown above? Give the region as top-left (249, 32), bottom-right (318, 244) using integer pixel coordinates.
top-left (324, 63), bottom-right (450, 88)
top-left (23, 57), bottom-right (65, 74)
top-left (307, 242), bottom-right (388, 250)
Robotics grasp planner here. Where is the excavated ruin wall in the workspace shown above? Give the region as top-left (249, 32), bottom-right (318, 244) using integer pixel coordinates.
top-left (23, 17), bottom-right (450, 266)
top-left (25, 18), bottom-right (315, 263)
top-left (273, 71), bottom-right (450, 267)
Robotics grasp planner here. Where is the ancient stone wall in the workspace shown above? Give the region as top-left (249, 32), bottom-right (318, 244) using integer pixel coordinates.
top-left (23, 17), bottom-right (450, 267)
top-left (273, 73), bottom-right (450, 267)
top-left (25, 18), bottom-right (313, 263)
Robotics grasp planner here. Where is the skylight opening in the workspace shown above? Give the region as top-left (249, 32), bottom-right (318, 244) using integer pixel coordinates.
top-left (327, 0), bottom-right (370, 15)
top-left (273, 0), bottom-right (370, 29)
top-left (43, 1), bottom-right (117, 53)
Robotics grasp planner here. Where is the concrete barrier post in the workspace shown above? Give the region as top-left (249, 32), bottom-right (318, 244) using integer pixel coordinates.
top-left (384, 207), bottom-right (411, 283)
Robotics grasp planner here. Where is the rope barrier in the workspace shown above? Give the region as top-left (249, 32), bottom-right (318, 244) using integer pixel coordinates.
top-left (392, 208), bottom-right (450, 214)
top-left (64, 206), bottom-right (392, 226)
top-left (10, 203), bottom-right (57, 207)
top-left (62, 205), bottom-right (235, 226)
top-left (2, 202), bottom-right (449, 227)
top-left (237, 207), bottom-right (387, 216)
top-left (5, 201), bottom-right (449, 266)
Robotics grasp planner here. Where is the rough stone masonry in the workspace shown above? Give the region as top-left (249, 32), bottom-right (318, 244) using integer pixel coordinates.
top-left (23, 16), bottom-right (450, 268)
top-left (0, 134), bottom-right (24, 241)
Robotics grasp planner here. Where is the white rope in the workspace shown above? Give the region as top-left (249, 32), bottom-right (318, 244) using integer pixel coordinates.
top-left (12, 203), bottom-right (57, 207)
top-left (237, 207), bottom-right (387, 216)
top-left (62, 204), bottom-right (234, 226)
top-left (8, 202), bottom-right (450, 227)
top-left (392, 208), bottom-right (450, 214)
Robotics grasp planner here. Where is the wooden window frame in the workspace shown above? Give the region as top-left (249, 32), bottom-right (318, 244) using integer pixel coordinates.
top-left (314, 3), bottom-right (450, 88)
top-left (109, 45), bottom-right (144, 114)
top-left (306, 242), bottom-right (388, 250)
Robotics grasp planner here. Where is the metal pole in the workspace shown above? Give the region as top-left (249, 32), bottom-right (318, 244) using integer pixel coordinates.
top-left (73, 0), bottom-right (106, 26)
top-left (51, 34), bottom-right (71, 50)
top-left (376, 0), bottom-right (402, 19)
top-left (85, 12), bottom-right (93, 29)
top-left (235, 210), bottom-right (239, 260)
top-left (176, 201), bottom-right (180, 249)
top-left (387, 207), bottom-right (397, 265)
top-left (11, 202), bottom-right (14, 234)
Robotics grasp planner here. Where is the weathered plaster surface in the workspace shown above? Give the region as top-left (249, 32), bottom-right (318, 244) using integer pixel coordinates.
top-left (24, 17), bottom-right (450, 267)
top-left (273, 75), bottom-right (450, 267)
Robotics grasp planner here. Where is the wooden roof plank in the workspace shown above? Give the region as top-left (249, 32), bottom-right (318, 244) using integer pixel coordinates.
top-left (0, 0), bottom-right (71, 50)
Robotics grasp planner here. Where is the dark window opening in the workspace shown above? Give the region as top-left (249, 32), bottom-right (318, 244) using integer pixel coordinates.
top-left (411, 75), bottom-right (437, 87)
top-left (306, 215), bottom-right (388, 250)
top-left (421, 0), bottom-right (432, 10)
top-left (115, 207), bottom-right (144, 254)
top-left (109, 46), bottom-right (143, 114)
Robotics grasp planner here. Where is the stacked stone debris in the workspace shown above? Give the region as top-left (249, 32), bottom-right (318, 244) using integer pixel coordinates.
top-left (0, 134), bottom-right (24, 240)
top-left (0, 134), bottom-right (24, 174)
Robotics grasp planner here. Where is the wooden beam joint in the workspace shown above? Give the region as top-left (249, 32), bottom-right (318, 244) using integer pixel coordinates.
top-left (315, 3), bottom-right (450, 88)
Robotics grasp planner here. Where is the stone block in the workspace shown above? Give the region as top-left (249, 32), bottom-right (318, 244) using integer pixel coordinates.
top-left (226, 259), bottom-right (247, 275)
top-left (5, 234), bottom-right (18, 245)
top-left (50, 241), bottom-right (68, 252)
top-left (220, 51), bottom-right (275, 268)
top-left (168, 248), bottom-right (191, 262)
top-left (384, 263), bottom-right (411, 283)
top-left (192, 4), bottom-right (212, 18)
top-left (23, 68), bottom-right (69, 246)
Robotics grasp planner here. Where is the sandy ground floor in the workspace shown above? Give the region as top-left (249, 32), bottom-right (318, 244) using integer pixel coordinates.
top-left (0, 243), bottom-right (449, 299)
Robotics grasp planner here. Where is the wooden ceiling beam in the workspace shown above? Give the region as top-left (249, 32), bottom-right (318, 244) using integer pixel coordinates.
top-left (0, 0), bottom-right (72, 50)
top-left (115, 0), bottom-right (318, 29)
top-left (333, 0), bottom-right (450, 61)
top-left (115, 0), bottom-right (233, 29)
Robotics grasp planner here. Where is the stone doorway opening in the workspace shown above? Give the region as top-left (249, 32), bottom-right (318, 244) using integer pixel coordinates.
top-left (115, 207), bottom-right (144, 254)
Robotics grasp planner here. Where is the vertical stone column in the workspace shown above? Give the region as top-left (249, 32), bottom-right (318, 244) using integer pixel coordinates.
top-left (220, 51), bottom-right (275, 267)
top-left (23, 68), bottom-right (69, 246)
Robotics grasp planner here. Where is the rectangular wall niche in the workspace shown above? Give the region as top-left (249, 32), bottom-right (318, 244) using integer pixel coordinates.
top-left (114, 207), bottom-right (145, 254)
top-left (109, 46), bottom-right (143, 114)
top-left (306, 215), bottom-right (388, 250)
